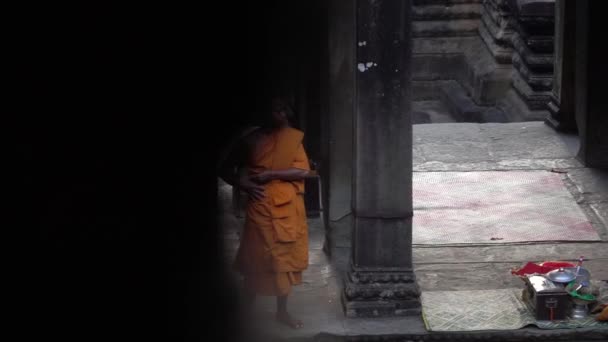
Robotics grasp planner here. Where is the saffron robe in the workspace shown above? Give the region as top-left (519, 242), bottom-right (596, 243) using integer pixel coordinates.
top-left (234, 127), bottom-right (310, 296)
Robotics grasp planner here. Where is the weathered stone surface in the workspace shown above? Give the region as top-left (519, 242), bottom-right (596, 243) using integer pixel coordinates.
top-left (353, 1), bottom-right (412, 217)
top-left (413, 122), bottom-right (577, 164)
top-left (566, 168), bottom-right (608, 203)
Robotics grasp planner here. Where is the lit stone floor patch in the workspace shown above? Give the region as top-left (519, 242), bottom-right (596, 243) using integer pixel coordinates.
top-left (413, 171), bottom-right (601, 245)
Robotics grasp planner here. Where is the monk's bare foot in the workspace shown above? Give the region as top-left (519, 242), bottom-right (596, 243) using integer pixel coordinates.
top-left (276, 311), bottom-right (303, 329)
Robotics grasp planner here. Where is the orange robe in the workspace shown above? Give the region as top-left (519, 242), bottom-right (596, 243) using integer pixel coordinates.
top-left (234, 127), bottom-right (310, 296)
top-left (599, 306), bottom-right (608, 321)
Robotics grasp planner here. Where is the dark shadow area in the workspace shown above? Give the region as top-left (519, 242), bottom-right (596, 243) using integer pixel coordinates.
top-left (14, 2), bottom-right (321, 341)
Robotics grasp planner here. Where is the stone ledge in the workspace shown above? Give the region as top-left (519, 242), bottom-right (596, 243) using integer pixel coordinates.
top-left (413, 20), bottom-right (480, 37)
top-left (511, 70), bottom-right (553, 111)
top-left (413, 3), bottom-right (482, 20)
top-left (511, 34), bottom-right (553, 71)
top-left (511, 53), bottom-right (553, 91)
top-left (310, 328), bottom-right (608, 342)
top-left (341, 291), bottom-right (422, 318)
top-left (481, 3), bottom-right (514, 45)
top-left (479, 15), bottom-right (513, 64)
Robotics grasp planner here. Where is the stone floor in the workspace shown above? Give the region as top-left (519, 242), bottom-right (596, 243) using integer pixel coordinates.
top-left (218, 121), bottom-right (608, 341)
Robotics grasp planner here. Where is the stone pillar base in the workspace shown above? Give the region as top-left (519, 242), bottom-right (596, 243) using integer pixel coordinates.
top-left (342, 263), bottom-right (421, 318)
top-left (545, 95), bottom-right (577, 133)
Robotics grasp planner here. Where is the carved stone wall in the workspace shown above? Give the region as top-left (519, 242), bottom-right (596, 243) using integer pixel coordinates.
top-left (479, 0), bottom-right (515, 64)
top-left (507, 0), bottom-right (555, 111)
top-left (412, 0), bottom-right (483, 37)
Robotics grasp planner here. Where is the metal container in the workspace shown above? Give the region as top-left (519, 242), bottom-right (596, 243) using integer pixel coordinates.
top-left (524, 275), bottom-right (569, 321)
top-left (570, 303), bottom-right (589, 319)
top-left (546, 267), bottom-right (576, 284)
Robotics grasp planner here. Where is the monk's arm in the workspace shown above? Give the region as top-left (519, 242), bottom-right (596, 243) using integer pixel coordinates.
top-left (263, 168), bottom-right (317, 182)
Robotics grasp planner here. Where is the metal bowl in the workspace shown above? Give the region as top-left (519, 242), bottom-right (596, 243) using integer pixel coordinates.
top-left (546, 267), bottom-right (576, 283)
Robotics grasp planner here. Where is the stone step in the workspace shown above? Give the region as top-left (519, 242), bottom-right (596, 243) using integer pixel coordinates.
top-left (440, 80), bottom-right (483, 121)
top-left (413, 0), bottom-right (482, 5)
top-left (413, 19), bottom-right (480, 37)
top-left (512, 34), bottom-right (554, 70)
top-left (413, 3), bottom-right (482, 20)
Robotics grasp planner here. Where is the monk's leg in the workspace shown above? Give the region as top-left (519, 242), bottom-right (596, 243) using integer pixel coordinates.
top-left (276, 295), bottom-right (303, 329)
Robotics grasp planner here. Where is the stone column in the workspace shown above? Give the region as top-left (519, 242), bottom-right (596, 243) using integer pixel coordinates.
top-left (342, 0), bottom-right (420, 318)
top-left (545, 0), bottom-right (576, 132)
top-left (574, 0), bottom-right (608, 168)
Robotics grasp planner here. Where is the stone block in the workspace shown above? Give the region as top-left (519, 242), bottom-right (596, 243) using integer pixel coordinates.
top-left (440, 80), bottom-right (484, 121)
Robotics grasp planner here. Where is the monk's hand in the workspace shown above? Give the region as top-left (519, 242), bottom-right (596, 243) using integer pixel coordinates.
top-left (250, 170), bottom-right (274, 184)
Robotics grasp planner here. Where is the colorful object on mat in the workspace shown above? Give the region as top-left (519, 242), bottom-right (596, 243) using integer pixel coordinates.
top-left (511, 261), bottom-right (575, 277)
top-left (566, 280), bottom-right (596, 301)
top-left (598, 306), bottom-right (608, 321)
top-left (420, 288), bottom-right (608, 331)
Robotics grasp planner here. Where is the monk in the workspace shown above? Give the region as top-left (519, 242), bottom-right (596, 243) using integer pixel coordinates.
top-left (218, 97), bottom-right (314, 329)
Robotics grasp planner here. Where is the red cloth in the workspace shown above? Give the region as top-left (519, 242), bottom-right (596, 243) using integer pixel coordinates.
top-left (511, 261), bottom-right (575, 277)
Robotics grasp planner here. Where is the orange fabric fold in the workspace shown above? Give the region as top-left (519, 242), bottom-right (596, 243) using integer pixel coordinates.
top-left (234, 127), bottom-right (310, 296)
